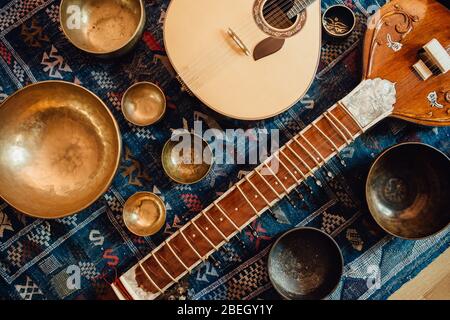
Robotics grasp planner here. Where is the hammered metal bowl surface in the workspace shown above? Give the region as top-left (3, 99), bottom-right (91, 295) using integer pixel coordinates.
top-left (268, 227), bottom-right (343, 300)
top-left (123, 192), bottom-right (167, 237)
top-left (162, 132), bottom-right (213, 185)
top-left (60, 0), bottom-right (145, 57)
top-left (0, 81), bottom-right (121, 218)
top-left (366, 142), bottom-right (450, 239)
top-left (121, 82), bottom-right (166, 126)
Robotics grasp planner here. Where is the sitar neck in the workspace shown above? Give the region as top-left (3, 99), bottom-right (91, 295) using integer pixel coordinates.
top-left (112, 78), bottom-right (396, 300)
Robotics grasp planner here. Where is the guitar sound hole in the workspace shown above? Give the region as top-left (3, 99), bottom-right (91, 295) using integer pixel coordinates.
top-left (262, 0), bottom-right (298, 30)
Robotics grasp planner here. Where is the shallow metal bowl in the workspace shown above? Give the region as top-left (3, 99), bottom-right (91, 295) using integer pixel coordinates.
top-left (123, 192), bottom-right (166, 237)
top-left (162, 132), bottom-right (213, 184)
top-left (268, 227), bottom-right (343, 300)
top-left (0, 81), bottom-right (121, 219)
top-left (366, 142), bottom-right (450, 240)
top-left (122, 82), bottom-right (166, 126)
top-left (60, 0), bottom-right (145, 57)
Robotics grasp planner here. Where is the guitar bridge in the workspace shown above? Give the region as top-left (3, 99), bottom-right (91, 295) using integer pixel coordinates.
top-left (176, 75), bottom-right (193, 96)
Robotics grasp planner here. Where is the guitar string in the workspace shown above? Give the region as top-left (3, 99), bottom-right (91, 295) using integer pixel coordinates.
top-left (140, 111), bottom-right (358, 286)
top-left (177, 0), bottom-right (316, 87)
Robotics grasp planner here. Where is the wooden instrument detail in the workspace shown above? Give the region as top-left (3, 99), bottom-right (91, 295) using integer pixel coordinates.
top-left (164, 0), bottom-right (322, 120)
top-left (362, 0), bottom-right (450, 126)
top-left (112, 0), bottom-right (449, 299)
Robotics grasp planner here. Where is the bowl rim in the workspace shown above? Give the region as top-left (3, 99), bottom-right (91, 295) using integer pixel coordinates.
top-left (122, 191), bottom-right (167, 237)
top-left (0, 80), bottom-right (122, 219)
top-left (59, 0), bottom-right (146, 55)
top-left (161, 131), bottom-right (214, 185)
top-left (268, 227), bottom-right (344, 300)
top-left (365, 141), bottom-right (450, 240)
top-left (322, 4), bottom-right (356, 38)
top-left (121, 81), bottom-right (167, 127)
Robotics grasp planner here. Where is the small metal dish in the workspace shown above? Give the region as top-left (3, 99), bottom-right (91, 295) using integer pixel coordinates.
top-left (121, 82), bottom-right (166, 126)
top-left (162, 132), bottom-right (213, 184)
top-left (123, 192), bottom-right (167, 237)
top-left (322, 4), bottom-right (356, 39)
top-left (268, 227), bottom-right (343, 300)
top-left (366, 142), bottom-right (450, 240)
top-left (0, 81), bottom-right (121, 219)
top-left (60, 0), bottom-right (145, 57)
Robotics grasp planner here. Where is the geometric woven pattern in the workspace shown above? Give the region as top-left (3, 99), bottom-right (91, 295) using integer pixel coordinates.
top-left (0, 0), bottom-right (448, 300)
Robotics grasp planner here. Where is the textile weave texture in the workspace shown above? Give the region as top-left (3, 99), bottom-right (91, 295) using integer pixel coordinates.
top-left (0, 0), bottom-right (448, 300)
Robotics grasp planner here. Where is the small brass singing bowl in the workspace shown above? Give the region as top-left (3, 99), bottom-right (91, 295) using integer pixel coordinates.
top-left (122, 82), bottom-right (166, 126)
top-left (162, 132), bottom-right (213, 184)
top-left (322, 4), bottom-right (356, 39)
top-left (268, 227), bottom-right (343, 300)
top-left (123, 192), bottom-right (167, 237)
top-left (60, 0), bottom-right (145, 57)
top-left (366, 143), bottom-right (450, 240)
top-left (0, 81), bottom-right (121, 219)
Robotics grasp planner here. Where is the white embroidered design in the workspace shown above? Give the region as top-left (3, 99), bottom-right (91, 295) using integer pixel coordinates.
top-left (341, 78), bottom-right (396, 129)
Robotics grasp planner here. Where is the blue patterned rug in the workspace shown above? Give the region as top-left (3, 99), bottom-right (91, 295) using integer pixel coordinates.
top-left (0, 0), bottom-right (448, 300)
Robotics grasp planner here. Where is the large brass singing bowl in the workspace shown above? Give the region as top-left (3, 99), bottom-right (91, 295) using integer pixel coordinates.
top-left (0, 81), bottom-right (121, 219)
top-left (366, 143), bottom-right (450, 240)
top-left (60, 0), bottom-right (145, 57)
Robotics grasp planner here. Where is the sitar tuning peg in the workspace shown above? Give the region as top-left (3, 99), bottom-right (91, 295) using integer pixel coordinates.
top-left (247, 225), bottom-right (259, 238)
top-left (266, 208), bottom-right (278, 220)
top-left (209, 256), bottom-right (221, 268)
top-left (234, 237), bottom-right (247, 250)
top-left (285, 194), bottom-right (297, 209)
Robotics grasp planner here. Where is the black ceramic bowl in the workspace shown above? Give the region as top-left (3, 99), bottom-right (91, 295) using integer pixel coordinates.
top-left (366, 142), bottom-right (450, 239)
top-left (322, 4), bottom-right (356, 39)
top-left (268, 227), bottom-right (343, 300)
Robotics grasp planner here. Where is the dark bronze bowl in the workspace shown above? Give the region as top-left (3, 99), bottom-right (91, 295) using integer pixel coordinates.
top-left (268, 227), bottom-right (343, 300)
top-left (322, 4), bottom-right (356, 39)
top-left (366, 143), bottom-right (450, 239)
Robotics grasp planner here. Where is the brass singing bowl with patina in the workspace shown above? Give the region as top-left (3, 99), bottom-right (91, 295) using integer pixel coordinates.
top-left (268, 227), bottom-right (343, 300)
top-left (366, 143), bottom-right (450, 240)
top-left (0, 81), bottom-right (121, 219)
top-left (123, 192), bottom-right (166, 237)
top-left (122, 82), bottom-right (166, 126)
top-left (60, 0), bottom-right (145, 57)
top-left (162, 132), bottom-right (213, 184)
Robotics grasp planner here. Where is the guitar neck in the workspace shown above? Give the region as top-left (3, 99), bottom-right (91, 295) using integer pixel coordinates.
top-left (112, 78), bottom-right (396, 300)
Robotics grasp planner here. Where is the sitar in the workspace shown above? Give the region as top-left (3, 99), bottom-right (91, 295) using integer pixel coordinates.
top-left (112, 0), bottom-right (450, 299)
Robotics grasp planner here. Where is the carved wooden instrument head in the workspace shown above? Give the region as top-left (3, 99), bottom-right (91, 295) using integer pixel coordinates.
top-left (362, 0), bottom-right (450, 127)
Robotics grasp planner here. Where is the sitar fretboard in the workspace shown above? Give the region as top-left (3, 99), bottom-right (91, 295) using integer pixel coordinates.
top-left (112, 78), bottom-right (397, 300)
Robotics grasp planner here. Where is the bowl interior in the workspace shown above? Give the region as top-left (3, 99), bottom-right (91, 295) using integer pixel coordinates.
top-left (323, 5), bottom-right (355, 37)
top-left (162, 133), bottom-right (213, 184)
top-left (60, 0), bottom-right (143, 54)
top-left (122, 82), bottom-right (166, 126)
top-left (123, 192), bottom-right (166, 237)
top-left (268, 228), bottom-right (343, 300)
top-left (367, 143), bottom-right (450, 239)
top-left (0, 82), bottom-right (121, 218)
